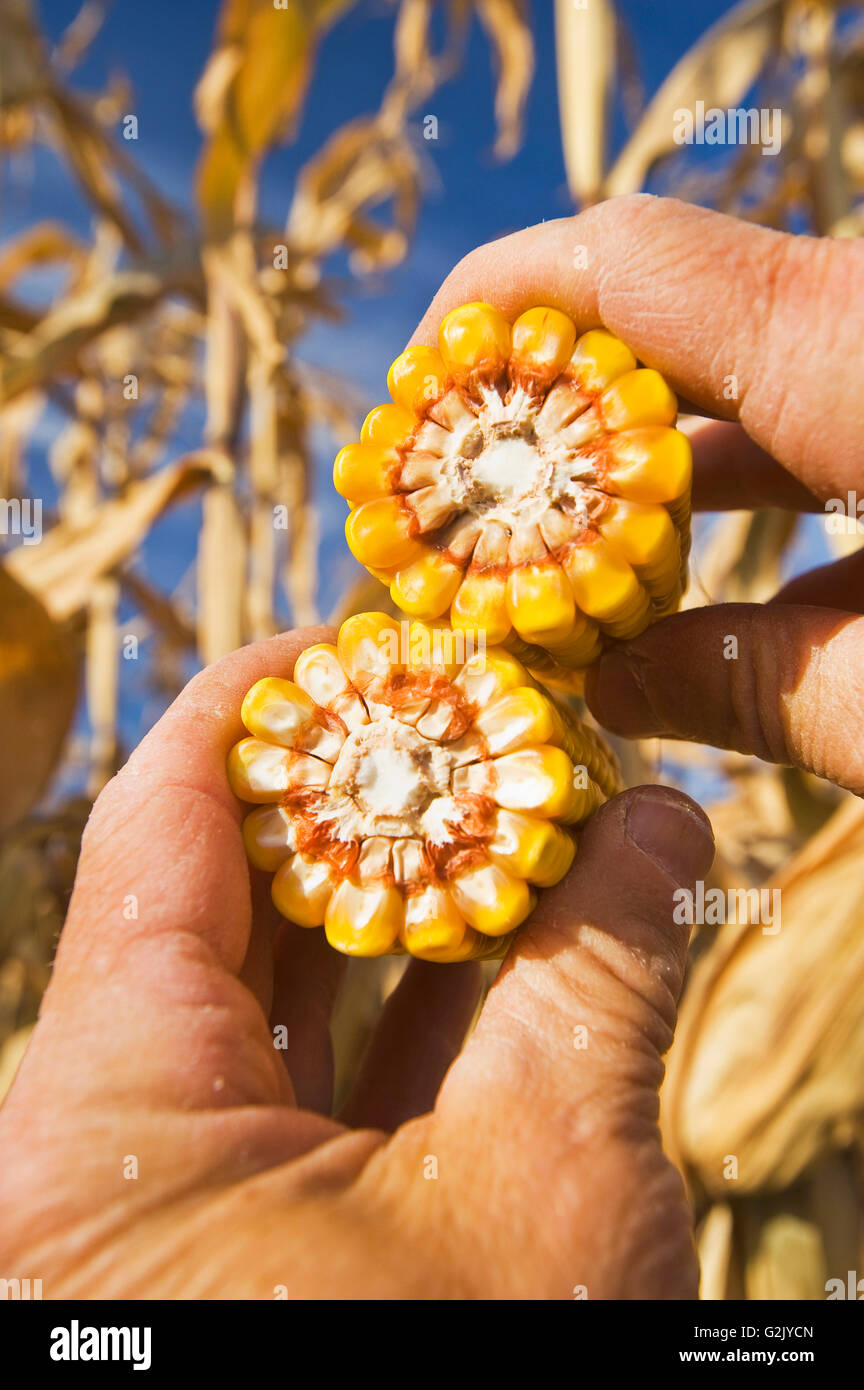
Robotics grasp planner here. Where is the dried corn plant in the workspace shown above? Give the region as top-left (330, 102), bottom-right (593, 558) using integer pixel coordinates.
top-left (0, 0), bottom-right (533, 1083)
top-left (3, 0), bottom-right (863, 1305)
top-left (555, 0), bottom-right (864, 1300)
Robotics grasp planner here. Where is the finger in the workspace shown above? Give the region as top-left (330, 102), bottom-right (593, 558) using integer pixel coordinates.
top-left (408, 195), bottom-right (864, 501)
top-left (770, 548), bottom-right (864, 611)
top-left (398, 787), bottom-right (714, 1298)
top-left (339, 959), bottom-right (482, 1133)
top-left (237, 872), bottom-right (284, 1019)
top-left (586, 604), bottom-right (864, 794)
top-left (27, 627), bottom-right (338, 1114)
top-left (269, 921), bottom-right (347, 1114)
top-left (685, 419), bottom-right (823, 514)
top-left (57, 625), bottom-right (334, 978)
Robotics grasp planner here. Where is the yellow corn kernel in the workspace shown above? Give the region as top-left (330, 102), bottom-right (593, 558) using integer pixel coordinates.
top-left (361, 402), bottom-right (416, 449)
top-left (506, 559), bottom-right (577, 644)
top-left (272, 852), bottom-right (337, 927)
top-left (387, 345), bottom-right (449, 415)
top-left (405, 618), bottom-right (465, 679)
top-left (345, 496), bottom-right (425, 569)
top-left (606, 427), bottom-right (693, 504)
top-left (241, 676), bottom-right (343, 761)
top-left (474, 686), bottom-right (557, 757)
top-left (369, 565), bottom-right (399, 585)
top-left (597, 497), bottom-right (679, 570)
top-left (600, 369), bottom-right (677, 432)
top-left (602, 366), bottom-right (677, 430)
top-left (242, 805), bottom-right (294, 872)
top-left (510, 307), bottom-right (577, 387)
top-left (487, 809), bottom-right (575, 887)
top-left (293, 643), bottom-right (368, 731)
top-left (487, 745), bottom-right (582, 820)
top-left (562, 536), bottom-right (647, 624)
top-left (451, 569), bottom-right (511, 645)
top-left (325, 880), bottom-right (404, 956)
top-left (438, 302), bottom-right (511, 384)
top-left (227, 738), bottom-right (331, 803)
top-left (333, 443), bottom-right (396, 503)
top-left (401, 885), bottom-right (468, 957)
top-left (543, 614), bottom-right (604, 669)
top-left (454, 648), bottom-right (528, 705)
top-left (449, 860), bottom-right (534, 935)
top-left (242, 676), bottom-right (313, 740)
top-left (409, 928), bottom-right (486, 963)
top-left (391, 551), bottom-right (463, 618)
top-left (293, 643), bottom-right (345, 703)
top-left (337, 611), bottom-right (403, 693)
top-left (569, 329), bottom-right (637, 394)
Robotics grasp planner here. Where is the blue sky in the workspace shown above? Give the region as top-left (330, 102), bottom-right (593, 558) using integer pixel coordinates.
top-left (33, 0), bottom-right (735, 335)
top-left (13, 0), bottom-right (776, 770)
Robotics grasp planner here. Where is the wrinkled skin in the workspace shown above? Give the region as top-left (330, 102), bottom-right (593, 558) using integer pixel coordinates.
top-left (2, 195), bottom-right (862, 1299)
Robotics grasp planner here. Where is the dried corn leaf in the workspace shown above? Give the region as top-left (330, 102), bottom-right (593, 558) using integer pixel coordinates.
top-left (0, 222), bottom-right (85, 292)
top-left (0, 267), bottom-right (178, 403)
top-left (0, 1024), bottom-right (34, 1105)
top-left (197, 482), bottom-right (247, 662)
top-left (52, 2), bottom-right (108, 73)
top-left (0, 0), bottom-right (53, 108)
top-left (740, 1204), bottom-right (827, 1300)
top-left (684, 509), bottom-right (798, 608)
top-left (85, 575), bottom-right (119, 792)
top-left (0, 569), bottom-right (79, 833)
top-left (196, 0), bottom-right (352, 232)
top-left (554, 0), bottom-right (616, 204)
top-left (719, 1150), bottom-right (864, 1301)
top-left (0, 392), bottom-right (43, 497)
top-left (602, 0), bottom-right (785, 198)
top-left (6, 454), bottom-right (220, 619)
top-left (476, 0), bottom-right (534, 159)
top-left (663, 797), bottom-right (864, 1195)
top-left (696, 1201), bottom-right (736, 1300)
top-left (288, 118), bottom-right (421, 271)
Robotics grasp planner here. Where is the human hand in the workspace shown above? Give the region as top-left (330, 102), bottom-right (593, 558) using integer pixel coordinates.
top-left (0, 625), bottom-right (713, 1299)
top-left (412, 193), bottom-right (864, 794)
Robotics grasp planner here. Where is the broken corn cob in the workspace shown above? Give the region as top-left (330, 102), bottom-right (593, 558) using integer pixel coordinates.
top-left (336, 305), bottom-right (691, 687)
top-left (228, 614), bottom-right (622, 962)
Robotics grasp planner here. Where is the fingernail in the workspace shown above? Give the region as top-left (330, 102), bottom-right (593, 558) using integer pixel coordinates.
top-left (625, 787), bottom-right (714, 882)
top-left (586, 649), bottom-right (656, 736)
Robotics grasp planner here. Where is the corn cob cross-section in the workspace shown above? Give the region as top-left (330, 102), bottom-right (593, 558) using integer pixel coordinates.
top-left (227, 614), bottom-right (622, 962)
top-left (336, 304), bottom-right (691, 687)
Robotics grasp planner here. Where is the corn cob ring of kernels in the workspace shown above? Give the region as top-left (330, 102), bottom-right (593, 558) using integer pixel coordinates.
top-left (336, 303), bottom-right (691, 689)
top-left (227, 614), bottom-right (622, 962)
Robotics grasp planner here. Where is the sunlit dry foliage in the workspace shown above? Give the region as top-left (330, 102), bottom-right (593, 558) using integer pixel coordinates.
top-left (2, 0), bottom-right (863, 1303)
top-left (0, 0), bottom-right (533, 1073)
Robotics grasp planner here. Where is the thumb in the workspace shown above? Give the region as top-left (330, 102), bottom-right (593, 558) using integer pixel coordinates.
top-left (425, 785), bottom-right (714, 1299)
top-left (586, 604), bottom-right (864, 795)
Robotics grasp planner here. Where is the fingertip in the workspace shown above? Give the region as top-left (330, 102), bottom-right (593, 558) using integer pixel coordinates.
top-left (585, 644), bottom-right (657, 737)
top-left (618, 784), bottom-right (715, 884)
